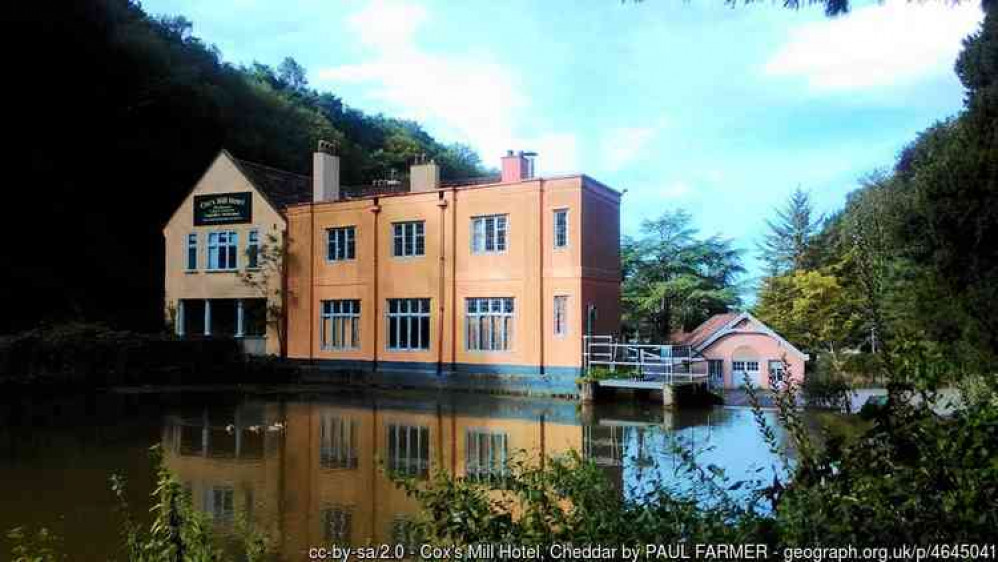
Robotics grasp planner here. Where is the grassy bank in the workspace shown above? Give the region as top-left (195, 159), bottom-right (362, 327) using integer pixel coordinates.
top-left (0, 323), bottom-right (299, 388)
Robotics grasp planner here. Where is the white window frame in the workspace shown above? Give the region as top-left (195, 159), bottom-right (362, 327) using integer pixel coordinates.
top-left (386, 424), bottom-right (430, 477)
top-left (465, 297), bottom-right (514, 352)
top-left (246, 229), bottom-right (260, 269)
top-left (319, 414), bottom-right (359, 469)
top-left (553, 208), bottom-right (569, 249)
top-left (465, 428), bottom-right (509, 483)
top-left (386, 298), bottom-right (431, 351)
top-left (392, 221), bottom-right (425, 258)
top-left (327, 226), bottom-right (356, 262)
top-left (553, 295), bottom-right (569, 337)
top-left (768, 360), bottom-right (787, 385)
top-left (470, 214), bottom-right (508, 254)
top-left (320, 300), bottom-right (361, 350)
top-left (186, 233), bottom-right (198, 271)
top-left (207, 231), bottom-right (238, 271)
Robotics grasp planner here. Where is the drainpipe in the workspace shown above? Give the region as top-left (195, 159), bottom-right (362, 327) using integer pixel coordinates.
top-left (308, 203), bottom-right (315, 363)
top-left (436, 192), bottom-right (448, 373)
top-left (538, 179), bottom-right (545, 376)
top-left (450, 188), bottom-right (458, 366)
top-left (371, 199), bottom-right (381, 370)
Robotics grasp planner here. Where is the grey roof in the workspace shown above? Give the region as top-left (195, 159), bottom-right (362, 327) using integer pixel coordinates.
top-left (233, 157), bottom-right (312, 209)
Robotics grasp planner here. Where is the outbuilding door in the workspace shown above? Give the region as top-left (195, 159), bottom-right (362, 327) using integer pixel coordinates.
top-left (731, 360), bottom-right (760, 387)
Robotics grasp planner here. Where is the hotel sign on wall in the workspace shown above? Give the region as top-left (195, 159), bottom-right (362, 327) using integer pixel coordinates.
top-left (193, 192), bottom-right (252, 226)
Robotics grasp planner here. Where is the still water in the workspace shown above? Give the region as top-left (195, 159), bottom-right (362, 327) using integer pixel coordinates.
top-left (0, 388), bottom-right (800, 561)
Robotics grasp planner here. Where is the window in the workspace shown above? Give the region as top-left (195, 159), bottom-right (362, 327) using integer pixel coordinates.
top-left (186, 233), bottom-right (198, 270)
top-left (471, 214), bottom-right (508, 254)
top-left (708, 359), bottom-right (724, 387)
top-left (553, 209), bottom-right (568, 249)
top-left (320, 300), bottom-right (361, 350)
top-left (392, 221), bottom-right (425, 257)
top-left (768, 360), bottom-right (786, 385)
top-left (386, 424), bottom-right (430, 477)
top-left (466, 297), bottom-right (514, 352)
top-left (207, 231), bottom-right (238, 270)
top-left (327, 226), bottom-right (356, 261)
top-left (387, 298), bottom-right (431, 351)
top-left (319, 414), bottom-right (358, 469)
top-left (323, 506), bottom-right (352, 544)
top-left (553, 295), bottom-right (568, 337)
top-left (247, 230), bottom-right (260, 269)
top-left (465, 429), bottom-right (508, 484)
top-left (207, 486), bottom-right (234, 522)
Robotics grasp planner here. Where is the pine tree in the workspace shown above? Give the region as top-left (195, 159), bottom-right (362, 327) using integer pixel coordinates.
top-left (758, 187), bottom-right (823, 275)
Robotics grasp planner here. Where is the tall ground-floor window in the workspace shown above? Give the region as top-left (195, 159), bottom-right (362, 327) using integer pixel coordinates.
top-left (387, 298), bottom-right (431, 351)
top-left (320, 300), bottom-right (361, 350)
top-left (553, 295), bottom-right (568, 336)
top-left (385, 424), bottom-right (430, 477)
top-left (466, 297), bottom-right (514, 351)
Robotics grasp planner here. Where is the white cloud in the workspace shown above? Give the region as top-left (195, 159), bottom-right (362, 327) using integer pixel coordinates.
top-left (660, 181), bottom-right (691, 198)
top-left (765, 0), bottom-right (982, 91)
top-left (601, 126), bottom-right (659, 171)
top-left (317, 0), bottom-right (540, 168)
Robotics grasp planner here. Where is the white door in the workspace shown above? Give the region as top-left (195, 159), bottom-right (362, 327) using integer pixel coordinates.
top-left (731, 360), bottom-right (760, 387)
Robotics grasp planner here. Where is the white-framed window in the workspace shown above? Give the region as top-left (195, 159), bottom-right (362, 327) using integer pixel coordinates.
top-left (319, 414), bottom-right (359, 469)
top-left (327, 226), bottom-right (356, 261)
top-left (386, 424), bottom-right (430, 478)
top-left (387, 298), bottom-right (431, 351)
top-left (465, 429), bottom-right (509, 484)
top-left (466, 297), bottom-right (514, 352)
top-left (471, 214), bottom-right (508, 254)
top-left (186, 233), bottom-right (198, 271)
top-left (392, 221), bottom-right (425, 257)
top-left (206, 486), bottom-right (234, 522)
top-left (320, 300), bottom-right (361, 350)
top-left (553, 295), bottom-right (568, 337)
top-left (768, 360), bottom-right (787, 385)
top-left (708, 359), bottom-right (724, 387)
top-left (207, 231), bottom-right (238, 270)
top-left (247, 229), bottom-right (260, 269)
top-left (553, 209), bottom-right (569, 249)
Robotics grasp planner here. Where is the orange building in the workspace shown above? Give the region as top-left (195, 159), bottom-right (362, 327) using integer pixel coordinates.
top-left (285, 146), bottom-right (621, 393)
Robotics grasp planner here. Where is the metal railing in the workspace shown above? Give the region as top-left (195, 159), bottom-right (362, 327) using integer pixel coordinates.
top-left (583, 335), bottom-right (709, 384)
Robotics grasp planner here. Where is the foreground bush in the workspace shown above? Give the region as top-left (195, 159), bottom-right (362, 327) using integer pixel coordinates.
top-left (397, 375), bottom-right (998, 552)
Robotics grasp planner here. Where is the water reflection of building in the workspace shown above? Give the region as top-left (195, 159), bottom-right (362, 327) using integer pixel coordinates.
top-left (161, 395), bottom-right (582, 560)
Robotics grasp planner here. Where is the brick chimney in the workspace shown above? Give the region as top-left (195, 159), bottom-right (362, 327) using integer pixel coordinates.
top-left (313, 140), bottom-right (340, 202)
top-left (501, 150), bottom-right (536, 182)
top-left (409, 153), bottom-right (440, 192)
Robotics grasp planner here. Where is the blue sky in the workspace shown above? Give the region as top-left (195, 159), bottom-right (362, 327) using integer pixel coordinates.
top-left (145, 0), bottom-right (982, 296)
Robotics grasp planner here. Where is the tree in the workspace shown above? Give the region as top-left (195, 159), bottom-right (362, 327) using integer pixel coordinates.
top-left (623, 210), bottom-right (744, 340)
top-left (758, 187), bottom-right (823, 276)
top-left (277, 56), bottom-right (308, 92)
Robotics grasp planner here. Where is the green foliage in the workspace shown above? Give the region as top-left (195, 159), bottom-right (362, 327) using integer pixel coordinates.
top-left (758, 187), bottom-right (824, 276)
top-left (622, 210), bottom-right (744, 340)
top-left (4, 1), bottom-right (488, 334)
top-left (6, 527), bottom-right (63, 562)
top-left (397, 356), bottom-right (998, 549)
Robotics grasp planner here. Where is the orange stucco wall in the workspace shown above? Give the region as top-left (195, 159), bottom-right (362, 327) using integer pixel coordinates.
top-left (163, 152), bottom-right (286, 355)
top-left (286, 175), bottom-right (621, 372)
top-left (162, 402), bottom-right (582, 558)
